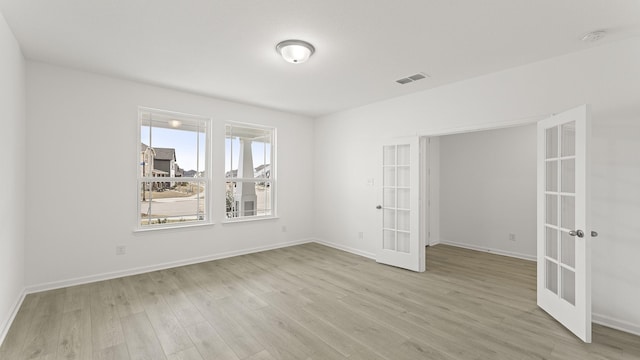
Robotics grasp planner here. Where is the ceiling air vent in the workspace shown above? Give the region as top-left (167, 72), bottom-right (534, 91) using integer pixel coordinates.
top-left (396, 72), bottom-right (429, 85)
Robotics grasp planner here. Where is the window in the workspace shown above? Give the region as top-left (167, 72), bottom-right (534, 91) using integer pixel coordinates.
top-left (138, 108), bottom-right (210, 228)
top-left (225, 123), bottom-right (275, 219)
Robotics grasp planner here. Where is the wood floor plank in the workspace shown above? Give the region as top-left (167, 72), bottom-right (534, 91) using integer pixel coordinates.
top-left (142, 300), bottom-right (193, 357)
top-left (258, 289), bottom-right (383, 359)
top-left (0, 293), bottom-right (40, 360)
top-left (20, 289), bottom-right (65, 359)
top-left (220, 297), bottom-right (347, 360)
top-left (118, 271), bottom-right (193, 356)
top-left (56, 308), bottom-right (92, 360)
top-left (110, 277), bottom-right (145, 318)
top-left (2, 243), bottom-right (640, 360)
top-left (184, 321), bottom-right (238, 360)
top-left (186, 288), bottom-right (264, 359)
top-left (166, 346), bottom-right (204, 360)
top-left (92, 343), bottom-right (130, 360)
top-left (244, 349), bottom-right (277, 360)
top-left (89, 281), bottom-right (125, 352)
top-left (147, 269), bottom-right (206, 328)
top-left (63, 283), bottom-right (94, 313)
top-left (120, 312), bottom-right (167, 360)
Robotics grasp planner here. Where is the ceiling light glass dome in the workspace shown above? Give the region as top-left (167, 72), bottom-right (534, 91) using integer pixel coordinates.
top-left (276, 40), bottom-right (315, 64)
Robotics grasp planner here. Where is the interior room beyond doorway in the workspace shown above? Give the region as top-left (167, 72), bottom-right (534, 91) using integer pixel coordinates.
top-left (426, 123), bottom-right (537, 261)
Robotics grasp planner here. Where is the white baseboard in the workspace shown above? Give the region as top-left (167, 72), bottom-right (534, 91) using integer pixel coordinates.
top-left (438, 239), bottom-right (536, 262)
top-left (313, 238), bottom-right (376, 260)
top-left (593, 313), bottom-right (640, 337)
top-left (25, 238), bottom-right (314, 294)
top-left (0, 288), bottom-right (26, 348)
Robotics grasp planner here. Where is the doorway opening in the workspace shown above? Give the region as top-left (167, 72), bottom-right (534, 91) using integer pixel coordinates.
top-left (420, 123), bottom-right (537, 262)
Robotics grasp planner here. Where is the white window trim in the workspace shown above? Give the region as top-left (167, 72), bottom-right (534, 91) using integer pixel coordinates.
top-left (136, 107), bottom-right (213, 231)
top-left (224, 121), bottom-right (277, 222)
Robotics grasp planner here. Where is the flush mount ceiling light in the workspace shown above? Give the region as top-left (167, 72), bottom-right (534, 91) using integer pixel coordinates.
top-left (168, 119), bottom-right (182, 128)
top-left (276, 39), bottom-right (315, 64)
top-left (582, 30), bottom-right (606, 42)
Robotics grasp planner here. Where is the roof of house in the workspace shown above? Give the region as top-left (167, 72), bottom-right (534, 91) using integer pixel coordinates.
top-left (154, 148), bottom-right (176, 161)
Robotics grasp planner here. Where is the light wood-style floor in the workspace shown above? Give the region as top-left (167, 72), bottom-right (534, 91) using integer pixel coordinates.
top-left (1, 243), bottom-right (639, 360)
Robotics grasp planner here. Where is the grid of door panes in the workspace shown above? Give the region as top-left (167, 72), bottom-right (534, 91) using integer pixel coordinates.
top-left (382, 144), bottom-right (411, 253)
top-left (544, 122), bottom-right (577, 305)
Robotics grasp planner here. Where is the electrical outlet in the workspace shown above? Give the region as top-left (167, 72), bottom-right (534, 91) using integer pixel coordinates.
top-left (509, 233), bottom-right (516, 241)
top-left (358, 232), bottom-right (364, 239)
top-left (116, 245), bottom-right (126, 255)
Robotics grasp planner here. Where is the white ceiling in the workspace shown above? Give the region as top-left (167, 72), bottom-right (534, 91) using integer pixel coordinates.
top-left (1, 0), bottom-right (639, 117)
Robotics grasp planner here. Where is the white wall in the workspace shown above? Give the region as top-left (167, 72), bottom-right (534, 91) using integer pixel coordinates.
top-left (438, 124), bottom-right (537, 260)
top-left (25, 61), bottom-right (315, 289)
top-left (314, 37), bottom-right (640, 334)
top-left (0, 11), bottom-right (26, 344)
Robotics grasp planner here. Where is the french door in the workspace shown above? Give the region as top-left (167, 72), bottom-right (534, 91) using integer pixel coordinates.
top-left (377, 137), bottom-right (425, 272)
top-left (537, 105), bottom-right (593, 342)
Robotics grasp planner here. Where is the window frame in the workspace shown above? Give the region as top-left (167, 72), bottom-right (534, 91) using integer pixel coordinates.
top-left (136, 107), bottom-right (212, 231)
top-left (223, 121), bottom-right (277, 222)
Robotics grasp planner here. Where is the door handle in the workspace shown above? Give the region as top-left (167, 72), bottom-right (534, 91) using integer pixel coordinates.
top-left (569, 230), bottom-right (584, 238)
top-left (376, 205), bottom-right (382, 209)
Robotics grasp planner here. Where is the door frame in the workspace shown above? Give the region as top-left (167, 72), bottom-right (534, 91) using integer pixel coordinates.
top-left (420, 137), bottom-right (430, 246)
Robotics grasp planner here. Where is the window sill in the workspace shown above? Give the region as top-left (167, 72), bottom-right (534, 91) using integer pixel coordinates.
top-left (222, 216), bottom-right (279, 224)
top-left (133, 221), bottom-right (214, 233)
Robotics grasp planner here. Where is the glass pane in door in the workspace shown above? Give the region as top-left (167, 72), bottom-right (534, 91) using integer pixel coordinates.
top-left (561, 231), bottom-right (576, 268)
top-left (561, 196), bottom-right (575, 230)
top-left (561, 122), bottom-right (576, 157)
top-left (384, 167), bottom-right (396, 186)
top-left (562, 268), bottom-right (576, 305)
top-left (384, 146), bottom-right (396, 165)
top-left (546, 161), bottom-right (558, 191)
top-left (397, 232), bottom-right (410, 253)
top-left (383, 188), bottom-right (395, 207)
top-left (397, 210), bottom-right (410, 231)
top-left (546, 127), bottom-right (558, 158)
top-left (383, 209), bottom-right (395, 229)
top-left (545, 227), bottom-right (558, 260)
top-left (383, 230), bottom-right (395, 250)
top-left (546, 194), bottom-right (558, 226)
top-left (397, 145), bottom-right (410, 165)
top-left (546, 259), bottom-right (558, 294)
top-left (561, 159), bottom-right (575, 193)
top-left (397, 167), bottom-right (410, 187)
top-left (397, 189), bottom-right (410, 209)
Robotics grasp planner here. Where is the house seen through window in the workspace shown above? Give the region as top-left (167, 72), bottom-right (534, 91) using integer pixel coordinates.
top-left (225, 123), bottom-right (275, 219)
top-left (138, 108), bottom-right (209, 228)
